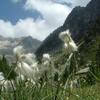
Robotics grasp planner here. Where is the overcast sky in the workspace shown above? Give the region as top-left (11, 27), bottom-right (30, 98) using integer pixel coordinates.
top-left (0, 0), bottom-right (91, 40)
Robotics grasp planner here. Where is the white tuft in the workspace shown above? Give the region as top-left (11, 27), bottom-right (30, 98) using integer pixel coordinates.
top-left (0, 72), bottom-right (5, 80)
top-left (17, 62), bottom-right (34, 79)
top-left (0, 80), bottom-right (16, 92)
top-left (59, 29), bottom-right (78, 53)
top-left (69, 41), bottom-right (78, 51)
top-left (64, 43), bottom-right (68, 48)
top-left (13, 46), bottom-right (25, 58)
top-left (59, 30), bottom-right (71, 43)
top-left (20, 53), bottom-right (36, 65)
top-left (43, 53), bottom-right (50, 60)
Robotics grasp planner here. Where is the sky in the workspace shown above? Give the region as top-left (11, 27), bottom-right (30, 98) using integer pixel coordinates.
top-left (0, 0), bottom-right (91, 41)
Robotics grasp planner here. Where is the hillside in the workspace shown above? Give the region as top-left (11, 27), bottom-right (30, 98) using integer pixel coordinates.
top-left (0, 35), bottom-right (41, 62)
top-left (35, 0), bottom-right (100, 58)
top-left (0, 35), bottom-right (41, 55)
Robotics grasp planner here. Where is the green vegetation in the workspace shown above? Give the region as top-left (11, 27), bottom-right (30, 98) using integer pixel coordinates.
top-left (0, 82), bottom-right (100, 100)
top-left (0, 35), bottom-right (100, 100)
top-left (0, 56), bottom-right (16, 80)
top-left (0, 55), bottom-right (99, 99)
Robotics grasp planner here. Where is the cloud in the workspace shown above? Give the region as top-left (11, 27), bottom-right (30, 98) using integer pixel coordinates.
top-left (72, 0), bottom-right (91, 7)
top-left (52, 0), bottom-right (91, 7)
top-left (6, 0), bottom-right (72, 40)
top-left (0, 18), bottom-right (56, 40)
top-left (5, 0), bottom-right (91, 41)
top-left (14, 18), bottom-right (53, 40)
top-left (0, 20), bottom-right (14, 37)
top-left (24, 0), bottom-right (71, 28)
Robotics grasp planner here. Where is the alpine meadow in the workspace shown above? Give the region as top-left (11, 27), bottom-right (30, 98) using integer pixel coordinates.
top-left (0, 0), bottom-right (100, 100)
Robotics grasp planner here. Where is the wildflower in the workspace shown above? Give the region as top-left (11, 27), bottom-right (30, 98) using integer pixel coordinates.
top-left (0, 72), bottom-right (5, 80)
top-left (17, 62), bottom-right (35, 79)
top-left (20, 53), bottom-right (36, 65)
top-left (43, 53), bottom-right (50, 61)
top-left (13, 46), bottom-right (40, 82)
top-left (13, 46), bottom-right (25, 59)
top-left (75, 94), bottom-right (80, 98)
top-left (31, 62), bottom-right (39, 72)
top-left (41, 53), bottom-right (52, 73)
top-left (26, 78), bottom-right (36, 86)
top-left (40, 53), bottom-right (51, 74)
top-left (69, 41), bottom-right (77, 51)
top-left (59, 30), bottom-right (78, 53)
top-left (0, 80), bottom-right (16, 92)
top-left (64, 43), bottom-right (68, 48)
top-left (16, 74), bottom-right (25, 83)
top-left (59, 30), bottom-right (71, 43)
top-left (41, 53), bottom-right (57, 80)
top-left (13, 46), bottom-right (25, 56)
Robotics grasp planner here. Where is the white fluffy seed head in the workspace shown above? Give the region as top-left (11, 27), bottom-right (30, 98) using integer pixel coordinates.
top-left (0, 72), bottom-right (4, 80)
top-left (16, 74), bottom-right (25, 82)
top-left (59, 30), bottom-right (71, 43)
top-left (26, 53), bottom-right (36, 59)
top-left (17, 61), bottom-right (40, 81)
top-left (31, 62), bottom-right (38, 68)
top-left (17, 62), bottom-right (34, 78)
top-left (20, 53), bottom-right (36, 65)
top-left (13, 46), bottom-right (25, 58)
top-left (0, 80), bottom-right (16, 92)
top-left (59, 30), bottom-right (78, 52)
top-left (59, 30), bottom-right (70, 36)
top-left (64, 43), bottom-right (68, 48)
top-left (69, 41), bottom-right (78, 51)
top-left (43, 53), bottom-right (50, 61)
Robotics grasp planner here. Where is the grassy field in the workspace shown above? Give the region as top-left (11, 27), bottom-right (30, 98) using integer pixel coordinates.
top-left (0, 81), bottom-right (100, 100)
top-left (0, 36), bottom-right (100, 100)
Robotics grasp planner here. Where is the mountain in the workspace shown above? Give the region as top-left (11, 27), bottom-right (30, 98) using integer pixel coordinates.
top-left (36, 0), bottom-right (100, 58)
top-left (18, 36), bottom-right (41, 53)
top-left (0, 35), bottom-right (41, 62)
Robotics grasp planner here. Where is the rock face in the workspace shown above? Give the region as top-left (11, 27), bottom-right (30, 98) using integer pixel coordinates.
top-left (36, 0), bottom-right (100, 57)
top-left (18, 36), bottom-right (41, 53)
top-left (63, 0), bottom-right (100, 41)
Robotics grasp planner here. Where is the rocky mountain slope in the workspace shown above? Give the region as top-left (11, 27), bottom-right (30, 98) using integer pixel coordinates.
top-left (0, 35), bottom-right (41, 61)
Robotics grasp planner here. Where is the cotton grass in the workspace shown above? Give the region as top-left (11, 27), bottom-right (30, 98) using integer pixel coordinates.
top-left (59, 30), bottom-right (78, 53)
